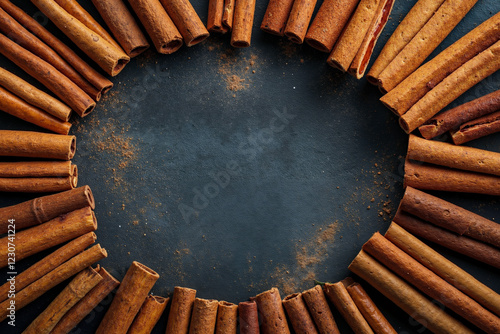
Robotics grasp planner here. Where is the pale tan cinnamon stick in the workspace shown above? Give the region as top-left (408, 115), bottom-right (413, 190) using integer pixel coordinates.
top-left (128, 295), bottom-right (168, 334)
top-left (0, 130), bottom-right (76, 160)
top-left (161, 0), bottom-right (210, 47)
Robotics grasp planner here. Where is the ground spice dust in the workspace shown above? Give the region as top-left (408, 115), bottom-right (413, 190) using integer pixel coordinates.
top-left (217, 49), bottom-right (259, 93)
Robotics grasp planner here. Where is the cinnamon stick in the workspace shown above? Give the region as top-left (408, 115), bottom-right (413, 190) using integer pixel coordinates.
top-left (129, 0), bottom-right (183, 54)
top-left (128, 295), bottom-right (168, 334)
top-left (400, 186), bottom-right (500, 248)
top-left (284, 0), bottom-right (317, 44)
top-left (302, 285), bottom-right (339, 334)
top-left (51, 266), bottom-right (119, 334)
top-left (189, 298), bottom-right (219, 334)
top-left (96, 261), bottom-right (159, 334)
top-left (0, 67), bottom-right (71, 121)
top-left (452, 110), bottom-right (500, 145)
top-left (0, 130), bottom-right (76, 160)
top-left (0, 206), bottom-right (96, 267)
top-left (0, 33), bottom-right (96, 117)
top-left (0, 161), bottom-right (76, 178)
top-left (222, 0), bottom-right (235, 30)
top-left (0, 0), bottom-right (113, 97)
top-left (23, 266), bottom-right (102, 334)
top-left (165, 286), bottom-right (197, 334)
top-left (0, 176), bottom-right (77, 193)
top-left (386, 223), bottom-right (500, 317)
top-left (324, 282), bottom-right (373, 334)
top-left (393, 209), bottom-right (500, 269)
top-left (260, 0), bottom-right (294, 36)
top-left (0, 86), bottom-right (72, 135)
top-left (419, 89), bottom-right (500, 140)
top-left (404, 158), bottom-right (500, 195)
top-left (0, 232), bottom-right (96, 303)
top-left (0, 185), bottom-right (94, 234)
top-left (345, 282), bottom-right (396, 334)
top-left (376, 0), bottom-right (479, 93)
top-left (215, 301), bottom-right (238, 334)
top-left (0, 243), bottom-right (107, 322)
top-left (208, 0), bottom-right (228, 33)
top-left (254, 287), bottom-right (291, 334)
top-left (91, 0), bottom-right (150, 57)
top-left (238, 300), bottom-right (259, 334)
top-left (304, 0), bottom-right (359, 53)
top-left (348, 250), bottom-right (474, 334)
top-left (230, 0), bottom-right (256, 48)
top-left (381, 12), bottom-right (500, 115)
top-left (31, 0), bottom-right (130, 76)
top-left (0, 6), bottom-right (101, 102)
top-left (282, 292), bottom-right (318, 333)
top-left (161, 0), bottom-right (210, 47)
top-left (362, 232), bottom-right (500, 333)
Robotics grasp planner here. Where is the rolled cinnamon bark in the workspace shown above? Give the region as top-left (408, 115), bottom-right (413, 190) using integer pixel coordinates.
top-left (31, 0), bottom-right (130, 76)
top-left (222, 0), bottom-right (235, 30)
top-left (380, 12), bottom-right (500, 115)
top-left (0, 67), bottom-right (71, 121)
top-left (165, 286), bottom-right (197, 334)
top-left (53, 0), bottom-right (121, 51)
top-left (254, 287), bottom-right (291, 334)
top-left (302, 285), bottom-right (339, 334)
top-left (189, 298), bottom-right (219, 334)
top-left (0, 232), bottom-right (96, 303)
top-left (0, 176), bottom-right (77, 193)
top-left (327, 0), bottom-right (382, 72)
top-left (348, 0), bottom-right (395, 79)
top-left (404, 158), bottom-right (500, 195)
top-left (0, 130), bottom-right (75, 160)
top-left (0, 6), bottom-right (101, 102)
top-left (238, 300), bottom-right (259, 334)
top-left (304, 0), bottom-right (359, 52)
top-left (161, 0), bottom-right (209, 47)
top-left (260, 0), bottom-right (294, 36)
top-left (362, 232), bottom-right (500, 333)
top-left (394, 209), bottom-right (500, 269)
top-left (348, 250), bottom-right (474, 334)
top-left (452, 110), bottom-right (500, 145)
top-left (128, 295), bottom-right (168, 334)
top-left (0, 206), bottom-right (96, 267)
top-left (345, 282), bottom-right (396, 334)
top-left (129, 0), bottom-right (183, 54)
top-left (399, 186), bottom-right (500, 248)
top-left (376, 0), bottom-right (479, 93)
top-left (23, 266), bottom-right (102, 334)
top-left (284, 0), bottom-right (317, 44)
top-left (407, 134), bottom-right (500, 176)
top-left (0, 86), bottom-right (71, 135)
top-left (0, 33), bottom-right (96, 117)
top-left (208, 0), bottom-right (228, 33)
top-left (0, 161), bottom-right (75, 178)
top-left (0, 185), bottom-right (94, 234)
top-left (91, 0), bottom-right (150, 57)
top-left (96, 261), bottom-right (159, 334)
top-left (51, 266), bottom-right (120, 334)
top-left (0, 243), bottom-right (107, 322)
top-left (386, 223), bottom-right (500, 317)
top-left (324, 282), bottom-right (373, 334)
top-left (230, 0), bottom-right (256, 48)
top-left (419, 89), bottom-right (500, 139)
top-left (282, 292), bottom-right (318, 333)
top-left (215, 301), bottom-right (238, 334)
top-left (0, 0), bottom-right (113, 97)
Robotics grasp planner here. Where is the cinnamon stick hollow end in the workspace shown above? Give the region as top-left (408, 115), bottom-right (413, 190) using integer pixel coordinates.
top-left (260, 0), bottom-right (294, 36)
top-left (0, 130), bottom-right (76, 160)
top-left (254, 287), bottom-right (291, 333)
top-left (282, 292), bottom-right (318, 333)
top-left (215, 301), bottom-right (238, 334)
top-left (165, 286), bottom-right (197, 334)
top-left (161, 0), bottom-right (210, 47)
top-left (283, 0), bottom-right (318, 44)
top-left (230, 0), bottom-right (256, 48)
top-left (452, 110), bottom-right (500, 145)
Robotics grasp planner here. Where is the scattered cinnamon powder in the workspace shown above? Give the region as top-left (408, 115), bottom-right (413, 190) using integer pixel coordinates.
top-left (218, 49), bottom-right (259, 92)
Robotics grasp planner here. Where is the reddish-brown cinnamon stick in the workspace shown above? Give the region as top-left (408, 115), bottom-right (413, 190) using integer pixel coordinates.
top-left (283, 292), bottom-right (318, 333)
top-left (215, 301), bottom-right (238, 334)
top-left (0, 185), bottom-right (94, 234)
top-left (0, 86), bottom-right (71, 135)
top-left (129, 0), bottom-right (183, 54)
top-left (0, 0), bottom-right (113, 97)
top-left (260, 0), bottom-right (294, 36)
top-left (0, 176), bottom-right (77, 193)
top-left (23, 266), bottom-right (102, 334)
top-left (254, 287), bottom-right (291, 334)
top-left (161, 0), bottom-right (210, 47)
top-left (238, 300), bottom-right (259, 334)
top-left (0, 206), bottom-right (96, 267)
top-left (51, 266), bottom-right (120, 334)
top-left (0, 243), bottom-right (107, 322)
top-left (128, 295), bottom-right (168, 334)
top-left (284, 0), bottom-right (317, 44)
top-left (165, 286), bottom-right (197, 334)
top-left (222, 0), bottom-right (235, 30)
top-left (302, 285), bottom-right (339, 334)
top-left (0, 130), bottom-right (76, 160)
top-left (189, 298), bottom-right (219, 333)
top-left (452, 110), bottom-right (500, 145)
top-left (305, 0), bottom-right (360, 52)
top-left (0, 161), bottom-right (76, 178)
top-left (230, 0), bottom-right (256, 48)
top-left (96, 261), bottom-right (160, 334)
top-left (207, 0), bottom-right (228, 33)
top-left (91, 0), bottom-right (150, 57)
